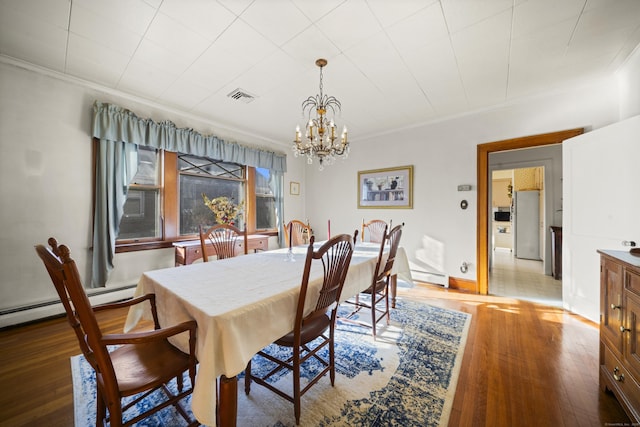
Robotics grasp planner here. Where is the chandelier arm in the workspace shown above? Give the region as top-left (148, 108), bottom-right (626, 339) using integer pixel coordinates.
top-left (293, 58), bottom-right (348, 170)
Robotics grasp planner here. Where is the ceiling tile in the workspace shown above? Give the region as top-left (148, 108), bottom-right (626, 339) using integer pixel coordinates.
top-left (512, 0), bottom-right (585, 38)
top-left (281, 25), bottom-right (342, 67)
top-left (2, 0), bottom-right (640, 146)
top-left (441, 0), bottom-right (513, 34)
top-left (223, 50), bottom-right (307, 99)
top-left (66, 34), bottom-right (130, 87)
top-left (316, 0), bottom-right (383, 52)
top-left (217, 0), bottom-right (253, 16)
top-left (0, 5), bottom-right (68, 71)
top-left (159, 0), bottom-right (236, 41)
top-left (291, 0), bottom-right (344, 21)
top-left (213, 18), bottom-right (278, 64)
top-left (451, 10), bottom-right (512, 107)
top-left (157, 77), bottom-right (215, 111)
top-left (406, 41), bottom-right (467, 115)
top-left (1, 0), bottom-right (70, 29)
top-left (72, 0), bottom-right (157, 35)
top-left (145, 12), bottom-right (211, 60)
top-left (117, 57), bottom-right (178, 100)
top-left (69, 3), bottom-right (143, 57)
top-left (367, 0), bottom-right (437, 28)
top-left (240, 0), bottom-right (311, 47)
top-left (180, 43), bottom-right (253, 94)
top-left (386, 3), bottom-right (449, 55)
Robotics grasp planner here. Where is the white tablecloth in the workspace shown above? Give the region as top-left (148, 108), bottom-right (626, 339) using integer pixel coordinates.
top-left (124, 243), bottom-right (411, 426)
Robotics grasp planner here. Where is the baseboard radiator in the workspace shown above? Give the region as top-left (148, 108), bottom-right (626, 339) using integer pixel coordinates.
top-left (0, 285), bottom-right (136, 329)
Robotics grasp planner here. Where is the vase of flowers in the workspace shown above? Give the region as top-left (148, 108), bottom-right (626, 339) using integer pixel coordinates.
top-left (202, 194), bottom-right (244, 225)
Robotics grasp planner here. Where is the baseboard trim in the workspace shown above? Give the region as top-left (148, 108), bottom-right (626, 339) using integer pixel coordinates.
top-left (0, 286), bottom-right (137, 329)
top-left (448, 276), bottom-right (478, 293)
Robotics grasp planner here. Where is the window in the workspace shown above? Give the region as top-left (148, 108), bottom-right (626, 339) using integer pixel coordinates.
top-left (255, 167), bottom-right (276, 230)
top-left (116, 149), bottom-right (275, 250)
top-left (118, 147), bottom-right (162, 241)
top-left (178, 154), bottom-right (245, 234)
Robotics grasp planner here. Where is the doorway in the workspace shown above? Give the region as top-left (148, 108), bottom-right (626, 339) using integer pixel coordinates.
top-left (476, 128), bottom-right (584, 297)
top-left (489, 166), bottom-right (562, 306)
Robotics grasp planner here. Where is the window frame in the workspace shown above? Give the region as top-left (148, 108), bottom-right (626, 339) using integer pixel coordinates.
top-left (115, 150), bottom-right (277, 253)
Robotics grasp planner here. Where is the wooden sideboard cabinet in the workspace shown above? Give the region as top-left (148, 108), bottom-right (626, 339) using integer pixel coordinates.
top-left (173, 235), bottom-right (270, 266)
top-left (599, 249), bottom-right (640, 423)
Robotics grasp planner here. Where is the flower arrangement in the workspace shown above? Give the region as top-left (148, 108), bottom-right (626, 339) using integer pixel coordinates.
top-left (202, 194), bottom-right (244, 225)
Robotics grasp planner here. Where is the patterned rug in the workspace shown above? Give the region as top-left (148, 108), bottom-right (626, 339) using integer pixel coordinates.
top-left (71, 299), bottom-right (470, 426)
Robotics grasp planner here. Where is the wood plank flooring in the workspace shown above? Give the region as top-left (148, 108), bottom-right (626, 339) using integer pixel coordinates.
top-left (0, 283), bottom-right (630, 426)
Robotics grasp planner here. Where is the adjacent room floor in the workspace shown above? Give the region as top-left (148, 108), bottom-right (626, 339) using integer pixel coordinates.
top-left (489, 248), bottom-right (562, 307)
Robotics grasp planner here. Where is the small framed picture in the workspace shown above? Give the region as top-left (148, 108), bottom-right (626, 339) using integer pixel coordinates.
top-left (290, 181), bottom-right (300, 195)
top-left (358, 165), bottom-right (413, 209)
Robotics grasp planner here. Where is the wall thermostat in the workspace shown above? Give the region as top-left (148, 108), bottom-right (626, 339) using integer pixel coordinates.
top-left (457, 184), bottom-right (472, 191)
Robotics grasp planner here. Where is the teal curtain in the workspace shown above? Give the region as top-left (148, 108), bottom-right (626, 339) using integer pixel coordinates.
top-left (91, 140), bottom-right (138, 287)
top-left (91, 101), bottom-right (287, 287)
top-left (269, 171), bottom-right (285, 248)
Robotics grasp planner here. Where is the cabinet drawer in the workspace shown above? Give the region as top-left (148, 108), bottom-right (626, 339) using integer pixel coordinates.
top-left (627, 268), bottom-right (640, 298)
top-left (603, 345), bottom-right (640, 420)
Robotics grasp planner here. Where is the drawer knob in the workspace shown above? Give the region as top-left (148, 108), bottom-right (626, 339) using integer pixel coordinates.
top-left (195, 249), bottom-right (200, 254)
top-left (614, 366), bottom-right (625, 382)
top-left (610, 303), bottom-right (621, 310)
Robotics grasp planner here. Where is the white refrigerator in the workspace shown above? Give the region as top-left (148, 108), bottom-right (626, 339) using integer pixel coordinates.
top-left (513, 190), bottom-right (540, 260)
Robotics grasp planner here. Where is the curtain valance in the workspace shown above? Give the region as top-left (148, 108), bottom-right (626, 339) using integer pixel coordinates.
top-left (92, 101), bottom-right (287, 172)
top-left (90, 101), bottom-right (286, 287)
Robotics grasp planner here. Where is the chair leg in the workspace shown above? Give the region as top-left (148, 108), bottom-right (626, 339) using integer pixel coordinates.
top-left (293, 347), bottom-right (301, 425)
top-left (96, 393), bottom-right (105, 427)
top-left (329, 326), bottom-right (336, 386)
top-left (371, 291), bottom-right (378, 340)
top-left (384, 282), bottom-right (391, 324)
top-left (244, 360), bottom-right (252, 395)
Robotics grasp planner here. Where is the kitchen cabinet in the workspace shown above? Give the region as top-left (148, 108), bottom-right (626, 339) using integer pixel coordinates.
top-left (599, 249), bottom-right (640, 423)
top-left (492, 222), bottom-right (512, 251)
top-left (492, 178), bottom-right (511, 207)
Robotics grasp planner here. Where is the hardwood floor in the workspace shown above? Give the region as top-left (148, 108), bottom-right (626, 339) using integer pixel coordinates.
top-left (0, 283), bottom-right (630, 426)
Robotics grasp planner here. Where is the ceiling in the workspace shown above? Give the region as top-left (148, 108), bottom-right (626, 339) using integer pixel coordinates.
top-left (2, 0), bottom-right (640, 149)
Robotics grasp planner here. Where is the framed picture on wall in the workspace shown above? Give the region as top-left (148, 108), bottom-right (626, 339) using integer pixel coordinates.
top-left (290, 181), bottom-right (300, 195)
top-left (358, 165), bottom-right (413, 209)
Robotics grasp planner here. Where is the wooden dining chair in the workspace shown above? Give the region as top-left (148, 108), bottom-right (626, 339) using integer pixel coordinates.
top-left (35, 238), bottom-right (199, 427)
top-left (342, 223), bottom-right (403, 340)
top-left (283, 219), bottom-right (312, 246)
top-left (244, 232), bottom-right (356, 425)
top-left (199, 223), bottom-right (248, 261)
top-left (361, 219), bottom-right (389, 243)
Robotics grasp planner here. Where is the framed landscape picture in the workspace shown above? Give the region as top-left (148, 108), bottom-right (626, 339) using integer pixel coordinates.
top-left (358, 165), bottom-right (413, 209)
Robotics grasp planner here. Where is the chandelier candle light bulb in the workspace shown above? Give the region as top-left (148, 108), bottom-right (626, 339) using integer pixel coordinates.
top-left (292, 58), bottom-right (349, 171)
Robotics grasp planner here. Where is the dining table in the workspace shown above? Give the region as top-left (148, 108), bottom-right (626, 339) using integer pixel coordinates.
top-left (124, 240), bottom-right (412, 426)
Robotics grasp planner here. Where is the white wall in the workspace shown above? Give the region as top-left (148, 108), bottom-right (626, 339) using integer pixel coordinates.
top-left (618, 45), bottom-right (640, 120)
top-left (0, 60), bottom-right (300, 326)
top-left (563, 115), bottom-right (640, 322)
top-left (304, 77), bottom-right (620, 284)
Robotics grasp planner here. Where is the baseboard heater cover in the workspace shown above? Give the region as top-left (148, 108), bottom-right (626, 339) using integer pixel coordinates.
top-left (410, 268), bottom-right (449, 288)
top-left (0, 285), bottom-right (136, 329)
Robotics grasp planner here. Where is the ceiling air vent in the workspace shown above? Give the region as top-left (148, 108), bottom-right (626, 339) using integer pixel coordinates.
top-left (227, 88), bottom-right (257, 104)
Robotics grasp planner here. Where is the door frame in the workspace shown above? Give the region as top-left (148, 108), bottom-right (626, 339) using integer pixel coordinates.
top-left (476, 128), bottom-right (584, 295)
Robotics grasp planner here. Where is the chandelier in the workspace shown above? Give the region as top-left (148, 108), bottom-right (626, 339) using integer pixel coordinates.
top-left (293, 58), bottom-right (349, 170)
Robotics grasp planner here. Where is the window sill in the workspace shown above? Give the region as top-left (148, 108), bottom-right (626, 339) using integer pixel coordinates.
top-left (115, 230), bottom-right (278, 253)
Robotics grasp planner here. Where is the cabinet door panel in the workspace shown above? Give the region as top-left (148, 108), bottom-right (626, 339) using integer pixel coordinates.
top-left (625, 293), bottom-right (640, 382)
top-left (602, 257), bottom-right (624, 352)
top-left (627, 268), bottom-right (640, 298)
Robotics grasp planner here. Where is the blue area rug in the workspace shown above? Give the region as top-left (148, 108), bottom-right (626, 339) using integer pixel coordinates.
top-left (71, 299), bottom-right (470, 426)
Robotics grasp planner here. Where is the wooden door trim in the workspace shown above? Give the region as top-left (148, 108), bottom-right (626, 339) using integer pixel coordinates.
top-left (476, 128), bottom-right (584, 295)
